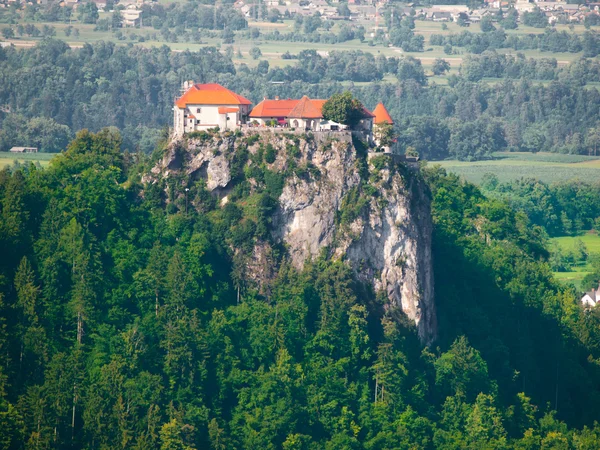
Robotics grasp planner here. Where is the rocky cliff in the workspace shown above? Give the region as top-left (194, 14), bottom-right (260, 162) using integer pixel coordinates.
top-left (145, 129), bottom-right (436, 343)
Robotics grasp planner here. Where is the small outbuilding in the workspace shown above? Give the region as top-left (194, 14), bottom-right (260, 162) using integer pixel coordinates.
top-left (9, 147), bottom-right (38, 153)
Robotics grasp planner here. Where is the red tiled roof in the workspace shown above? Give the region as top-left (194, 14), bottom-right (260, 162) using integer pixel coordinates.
top-left (372, 103), bottom-right (393, 124)
top-left (249, 99), bottom-right (299, 118)
top-left (311, 99), bottom-right (327, 111)
top-left (249, 97), bottom-right (328, 119)
top-left (249, 96), bottom-right (374, 121)
top-left (360, 107), bottom-right (375, 119)
top-left (288, 96), bottom-right (324, 119)
top-left (176, 83), bottom-right (251, 108)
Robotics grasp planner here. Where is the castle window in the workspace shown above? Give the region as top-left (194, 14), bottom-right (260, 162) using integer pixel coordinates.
top-left (196, 108), bottom-right (201, 113)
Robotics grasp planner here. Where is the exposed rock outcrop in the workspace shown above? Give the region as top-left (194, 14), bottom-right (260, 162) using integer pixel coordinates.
top-left (146, 130), bottom-right (436, 343)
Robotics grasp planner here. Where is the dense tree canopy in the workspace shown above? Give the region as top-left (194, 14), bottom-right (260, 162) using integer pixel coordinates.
top-left (321, 91), bottom-right (366, 127)
top-left (0, 130), bottom-right (599, 447)
top-left (2, 40), bottom-right (600, 159)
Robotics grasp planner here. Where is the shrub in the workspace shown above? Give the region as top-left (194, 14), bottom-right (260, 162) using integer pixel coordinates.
top-left (186, 130), bottom-right (211, 141)
top-left (246, 134), bottom-right (260, 146)
top-left (265, 144), bottom-right (276, 163)
top-left (286, 144), bottom-right (301, 158)
top-left (264, 170), bottom-right (285, 197)
top-left (370, 155), bottom-right (389, 171)
top-left (230, 146), bottom-right (249, 182)
top-left (338, 185), bottom-right (369, 225)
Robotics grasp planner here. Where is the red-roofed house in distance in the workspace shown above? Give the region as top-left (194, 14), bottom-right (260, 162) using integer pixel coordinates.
top-left (173, 82), bottom-right (252, 136)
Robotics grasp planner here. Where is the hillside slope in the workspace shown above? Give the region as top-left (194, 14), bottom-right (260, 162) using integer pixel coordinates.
top-left (4, 129), bottom-right (600, 448)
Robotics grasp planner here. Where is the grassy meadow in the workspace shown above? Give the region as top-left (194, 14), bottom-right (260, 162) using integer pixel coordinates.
top-left (0, 152), bottom-right (54, 169)
top-left (550, 231), bottom-right (600, 289)
top-left (552, 233), bottom-right (600, 254)
top-left (434, 152), bottom-right (600, 184)
top-left (553, 268), bottom-right (591, 289)
top-left (436, 152), bottom-right (600, 291)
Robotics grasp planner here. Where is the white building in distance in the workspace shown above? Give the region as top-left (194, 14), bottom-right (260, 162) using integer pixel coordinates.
top-left (581, 284), bottom-right (600, 307)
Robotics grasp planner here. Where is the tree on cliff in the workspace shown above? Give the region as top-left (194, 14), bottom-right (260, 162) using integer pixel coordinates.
top-left (321, 91), bottom-right (365, 128)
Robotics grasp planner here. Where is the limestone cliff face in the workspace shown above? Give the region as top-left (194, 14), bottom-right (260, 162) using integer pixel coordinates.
top-left (147, 130), bottom-right (436, 343)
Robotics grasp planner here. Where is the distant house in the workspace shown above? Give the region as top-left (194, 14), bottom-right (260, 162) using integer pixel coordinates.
top-left (9, 147), bottom-right (37, 153)
top-left (431, 11), bottom-right (452, 21)
top-left (350, 5), bottom-right (376, 19)
top-left (118, 0), bottom-right (142, 6)
top-left (173, 82), bottom-right (252, 136)
top-left (515, 0), bottom-right (536, 12)
top-left (90, 0), bottom-right (106, 10)
top-left (122, 6), bottom-right (142, 27)
top-left (431, 4), bottom-right (469, 19)
top-left (581, 284), bottom-right (600, 307)
top-left (424, 5), bottom-right (469, 21)
top-left (319, 6), bottom-right (338, 17)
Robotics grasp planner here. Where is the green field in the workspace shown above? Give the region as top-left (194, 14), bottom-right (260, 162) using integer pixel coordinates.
top-left (435, 152), bottom-right (600, 289)
top-left (435, 152), bottom-right (600, 184)
top-left (552, 268), bottom-right (591, 289)
top-left (551, 232), bottom-right (600, 254)
top-left (0, 152), bottom-right (55, 169)
top-left (550, 232), bottom-right (600, 289)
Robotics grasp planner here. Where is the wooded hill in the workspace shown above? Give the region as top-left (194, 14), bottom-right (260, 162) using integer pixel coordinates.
top-left (1, 129), bottom-right (600, 448)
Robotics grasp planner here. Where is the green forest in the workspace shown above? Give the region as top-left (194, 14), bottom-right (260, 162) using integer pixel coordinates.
top-left (3, 40), bottom-right (600, 159)
top-left (479, 176), bottom-right (600, 237)
top-left (1, 128), bottom-right (600, 448)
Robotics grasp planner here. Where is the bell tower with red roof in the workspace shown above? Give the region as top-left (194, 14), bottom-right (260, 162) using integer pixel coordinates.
top-left (372, 103), bottom-right (394, 150)
top-left (372, 103), bottom-right (394, 125)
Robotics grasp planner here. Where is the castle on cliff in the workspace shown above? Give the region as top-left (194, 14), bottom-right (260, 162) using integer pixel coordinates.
top-left (173, 82), bottom-right (393, 138)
